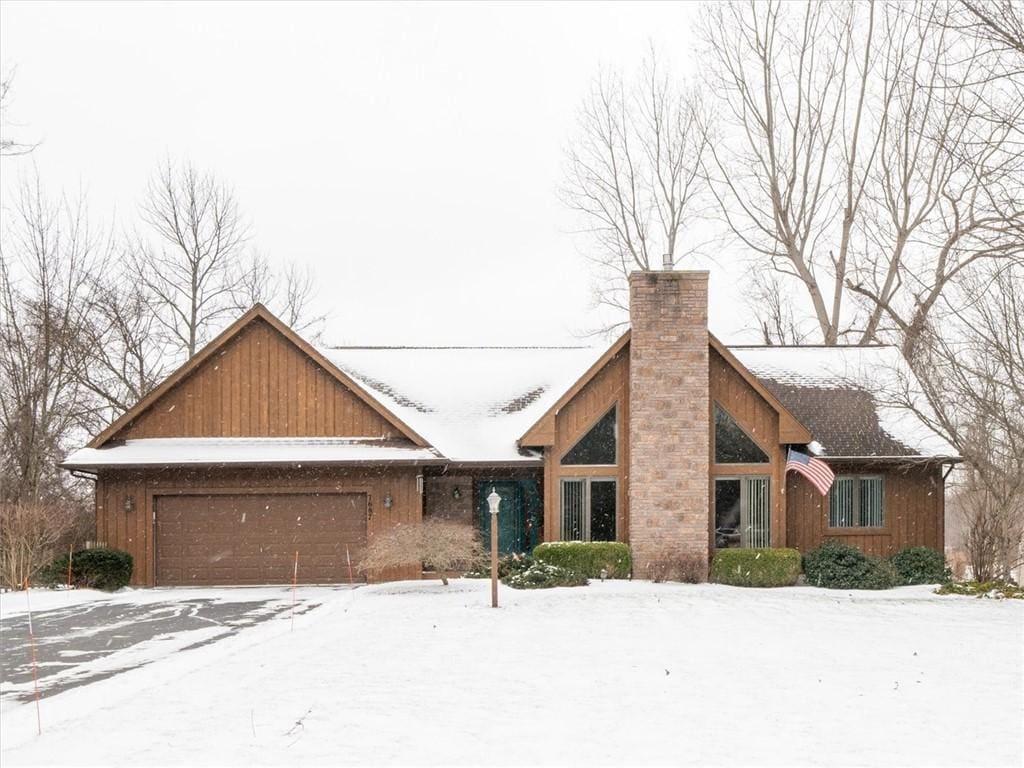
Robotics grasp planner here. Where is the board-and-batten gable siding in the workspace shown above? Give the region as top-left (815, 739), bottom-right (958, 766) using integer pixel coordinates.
top-left (111, 319), bottom-right (398, 441)
top-left (542, 347), bottom-right (630, 543)
top-left (96, 466), bottom-right (423, 586)
top-left (708, 346), bottom-right (786, 547)
top-left (785, 464), bottom-right (944, 556)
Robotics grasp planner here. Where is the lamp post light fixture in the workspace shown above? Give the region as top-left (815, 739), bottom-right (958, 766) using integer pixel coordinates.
top-left (487, 487), bottom-right (501, 608)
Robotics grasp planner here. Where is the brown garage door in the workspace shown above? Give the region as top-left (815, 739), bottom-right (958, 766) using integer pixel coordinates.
top-left (155, 493), bottom-right (367, 585)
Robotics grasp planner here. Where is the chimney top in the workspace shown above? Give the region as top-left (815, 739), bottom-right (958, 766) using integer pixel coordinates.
top-left (662, 253), bottom-right (673, 270)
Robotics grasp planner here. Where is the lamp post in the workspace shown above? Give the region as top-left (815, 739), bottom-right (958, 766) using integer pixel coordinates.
top-left (487, 487), bottom-right (501, 608)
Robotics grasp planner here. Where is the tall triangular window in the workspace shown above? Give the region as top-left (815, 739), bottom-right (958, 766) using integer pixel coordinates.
top-left (714, 404), bottom-right (769, 464)
top-left (561, 406), bottom-right (617, 466)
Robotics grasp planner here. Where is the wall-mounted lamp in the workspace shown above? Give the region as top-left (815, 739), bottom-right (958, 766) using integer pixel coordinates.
top-left (383, 493), bottom-right (394, 511)
top-left (452, 486), bottom-right (461, 500)
top-left (123, 495), bottom-right (135, 513)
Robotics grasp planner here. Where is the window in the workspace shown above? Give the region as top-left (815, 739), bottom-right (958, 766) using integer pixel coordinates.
top-left (560, 478), bottom-right (616, 541)
top-left (829, 476), bottom-right (884, 528)
top-left (714, 405), bottom-right (769, 464)
top-left (561, 406), bottom-right (617, 466)
top-left (714, 476), bottom-right (771, 548)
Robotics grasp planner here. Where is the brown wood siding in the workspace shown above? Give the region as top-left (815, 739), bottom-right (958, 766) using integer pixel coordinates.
top-left (112, 319), bottom-right (398, 441)
top-left (95, 466), bottom-right (422, 585)
top-left (543, 348), bottom-right (630, 543)
top-left (786, 464), bottom-right (945, 556)
top-left (709, 347), bottom-right (786, 547)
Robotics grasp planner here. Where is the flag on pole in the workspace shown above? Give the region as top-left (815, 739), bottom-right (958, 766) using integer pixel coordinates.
top-left (786, 448), bottom-right (835, 496)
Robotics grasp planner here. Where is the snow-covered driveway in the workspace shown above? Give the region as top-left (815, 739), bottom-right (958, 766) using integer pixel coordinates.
top-left (1, 580), bottom-right (1021, 767)
top-left (1, 587), bottom-right (341, 703)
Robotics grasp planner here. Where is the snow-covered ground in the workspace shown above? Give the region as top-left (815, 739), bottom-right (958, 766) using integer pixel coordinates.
top-left (2, 580), bottom-right (1021, 767)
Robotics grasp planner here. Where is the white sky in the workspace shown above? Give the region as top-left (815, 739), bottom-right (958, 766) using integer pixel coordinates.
top-left (1, 0), bottom-right (752, 347)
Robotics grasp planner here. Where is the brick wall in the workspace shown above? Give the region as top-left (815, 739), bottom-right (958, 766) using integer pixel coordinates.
top-left (423, 475), bottom-right (474, 526)
top-left (627, 271), bottom-right (710, 579)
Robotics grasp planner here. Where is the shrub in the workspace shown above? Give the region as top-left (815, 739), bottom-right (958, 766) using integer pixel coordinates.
top-left (40, 548), bottom-right (133, 591)
top-left (464, 553), bottom-right (532, 579)
top-left (710, 548), bottom-right (801, 587)
top-left (803, 540), bottom-right (897, 590)
top-left (533, 541), bottom-right (631, 579)
top-left (935, 580), bottom-right (1024, 599)
top-left (645, 551), bottom-right (708, 583)
top-left (0, 501), bottom-right (84, 590)
top-left (359, 521), bottom-right (484, 585)
top-left (891, 546), bottom-right (950, 585)
top-left (502, 562), bottom-right (587, 590)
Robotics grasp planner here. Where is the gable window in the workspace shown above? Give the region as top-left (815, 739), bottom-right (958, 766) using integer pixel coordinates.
top-left (829, 476), bottom-right (884, 528)
top-left (561, 406), bottom-right (617, 466)
top-left (560, 478), bottom-right (616, 541)
top-left (714, 404), bottom-right (769, 464)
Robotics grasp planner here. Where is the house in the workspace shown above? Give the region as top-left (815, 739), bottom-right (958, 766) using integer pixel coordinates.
top-left (62, 271), bottom-right (960, 585)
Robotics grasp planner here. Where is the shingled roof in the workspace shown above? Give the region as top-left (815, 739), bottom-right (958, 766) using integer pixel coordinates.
top-left (729, 345), bottom-right (959, 460)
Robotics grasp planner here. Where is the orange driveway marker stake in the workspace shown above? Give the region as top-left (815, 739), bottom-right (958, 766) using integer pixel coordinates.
top-left (291, 551), bottom-right (299, 631)
top-left (24, 577), bottom-right (42, 735)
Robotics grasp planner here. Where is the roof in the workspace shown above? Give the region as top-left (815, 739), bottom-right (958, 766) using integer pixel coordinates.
top-left (62, 437), bottom-right (442, 469)
top-left (729, 345), bottom-right (959, 460)
top-left (322, 346), bottom-right (607, 463)
top-left (88, 305), bottom-right (428, 450)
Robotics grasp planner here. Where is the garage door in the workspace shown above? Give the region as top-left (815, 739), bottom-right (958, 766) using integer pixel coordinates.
top-left (155, 493), bottom-right (367, 585)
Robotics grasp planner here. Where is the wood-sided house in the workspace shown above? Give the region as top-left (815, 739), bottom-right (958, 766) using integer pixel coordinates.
top-left (62, 271), bottom-right (959, 585)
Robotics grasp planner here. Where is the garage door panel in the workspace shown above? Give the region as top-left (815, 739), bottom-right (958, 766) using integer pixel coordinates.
top-left (156, 493), bottom-right (367, 585)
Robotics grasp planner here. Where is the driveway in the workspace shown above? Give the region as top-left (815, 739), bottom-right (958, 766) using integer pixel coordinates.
top-left (0, 587), bottom-right (344, 704)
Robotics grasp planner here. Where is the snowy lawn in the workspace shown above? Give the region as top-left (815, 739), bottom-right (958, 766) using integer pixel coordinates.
top-left (1, 579), bottom-right (1021, 767)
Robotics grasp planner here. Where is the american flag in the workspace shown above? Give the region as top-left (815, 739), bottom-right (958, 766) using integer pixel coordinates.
top-left (786, 448), bottom-right (835, 496)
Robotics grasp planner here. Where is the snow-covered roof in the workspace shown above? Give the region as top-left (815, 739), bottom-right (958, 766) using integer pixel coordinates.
top-left (728, 345), bottom-right (959, 459)
top-left (62, 437), bottom-right (442, 469)
top-left (322, 346), bottom-right (607, 463)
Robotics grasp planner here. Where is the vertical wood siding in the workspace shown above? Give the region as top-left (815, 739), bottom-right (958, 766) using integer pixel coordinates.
top-left (543, 348), bottom-right (630, 542)
top-left (112, 319), bottom-right (397, 440)
top-left (709, 347), bottom-right (786, 547)
top-left (786, 464), bottom-right (944, 556)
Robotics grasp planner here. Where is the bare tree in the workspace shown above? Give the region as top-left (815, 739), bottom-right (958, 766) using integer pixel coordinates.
top-left (73, 272), bottom-right (170, 419)
top-left (134, 158), bottom-right (250, 360)
top-left (699, 1), bottom-right (1023, 357)
top-left (897, 265), bottom-right (1024, 580)
top-left (236, 250), bottom-right (326, 338)
top-left (958, 0), bottom-right (1024, 56)
top-left (0, 175), bottom-right (101, 505)
top-left (0, 69), bottom-right (38, 157)
top-left (562, 50), bottom-right (710, 326)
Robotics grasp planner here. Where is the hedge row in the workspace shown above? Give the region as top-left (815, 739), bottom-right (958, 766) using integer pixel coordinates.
top-left (803, 542), bottom-right (948, 590)
top-left (533, 541), bottom-right (631, 578)
top-left (710, 548), bottom-right (801, 587)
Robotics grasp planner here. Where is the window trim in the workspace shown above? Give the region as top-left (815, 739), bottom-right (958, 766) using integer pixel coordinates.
top-left (559, 476), bottom-right (618, 542)
top-left (712, 401), bottom-right (771, 467)
top-left (827, 475), bottom-right (886, 531)
top-left (557, 403), bottom-right (618, 468)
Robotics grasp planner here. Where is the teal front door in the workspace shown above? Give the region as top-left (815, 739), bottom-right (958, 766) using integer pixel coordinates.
top-left (477, 480), bottom-right (529, 554)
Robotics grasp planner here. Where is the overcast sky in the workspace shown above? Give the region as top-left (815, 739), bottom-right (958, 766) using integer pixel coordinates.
top-left (1, 0), bottom-right (751, 347)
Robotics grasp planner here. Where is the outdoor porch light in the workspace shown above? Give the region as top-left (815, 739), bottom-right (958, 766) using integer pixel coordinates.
top-left (452, 486), bottom-right (461, 500)
top-left (123, 495), bottom-right (135, 513)
top-left (383, 493), bottom-right (393, 511)
top-left (487, 487), bottom-right (501, 608)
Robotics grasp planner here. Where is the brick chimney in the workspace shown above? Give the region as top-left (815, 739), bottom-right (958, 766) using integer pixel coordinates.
top-left (628, 270), bottom-right (710, 579)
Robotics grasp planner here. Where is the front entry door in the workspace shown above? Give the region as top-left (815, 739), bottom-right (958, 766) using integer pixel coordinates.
top-left (477, 480), bottom-right (528, 554)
